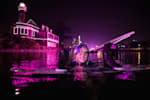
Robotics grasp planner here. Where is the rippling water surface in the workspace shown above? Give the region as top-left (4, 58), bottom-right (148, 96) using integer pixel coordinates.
top-left (3, 49), bottom-right (150, 98)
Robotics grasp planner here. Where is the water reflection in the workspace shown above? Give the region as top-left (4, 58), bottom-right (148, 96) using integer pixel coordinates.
top-left (11, 76), bottom-right (57, 88)
top-left (4, 49), bottom-right (150, 97)
top-left (118, 50), bottom-right (150, 65)
top-left (7, 50), bottom-right (61, 96)
top-left (10, 50), bottom-right (59, 73)
top-left (73, 65), bottom-right (88, 81)
top-left (115, 71), bottom-right (136, 80)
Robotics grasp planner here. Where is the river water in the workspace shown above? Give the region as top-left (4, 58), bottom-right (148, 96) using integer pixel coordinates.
top-left (3, 49), bottom-right (150, 98)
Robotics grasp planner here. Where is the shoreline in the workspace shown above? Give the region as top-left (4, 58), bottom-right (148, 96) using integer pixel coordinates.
top-left (0, 48), bottom-right (60, 52)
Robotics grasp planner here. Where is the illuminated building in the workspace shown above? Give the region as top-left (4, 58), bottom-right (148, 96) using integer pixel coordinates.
top-left (12, 2), bottom-right (59, 48)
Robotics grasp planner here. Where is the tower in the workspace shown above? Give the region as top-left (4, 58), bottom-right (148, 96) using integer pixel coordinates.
top-left (18, 2), bottom-right (27, 22)
top-left (78, 35), bottom-right (82, 45)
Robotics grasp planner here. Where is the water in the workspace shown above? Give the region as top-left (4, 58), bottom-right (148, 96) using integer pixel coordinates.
top-left (118, 50), bottom-right (150, 65)
top-left (3, 49), bottom-right (150, 98)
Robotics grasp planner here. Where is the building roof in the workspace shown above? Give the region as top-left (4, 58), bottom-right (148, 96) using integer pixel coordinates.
top-left (26, 19), bottom-right (39, 27)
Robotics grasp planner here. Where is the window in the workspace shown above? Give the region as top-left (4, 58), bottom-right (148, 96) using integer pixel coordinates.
top-left (48, 34), bottom-right (53, 39)
top-left (25, 29), bottom-right (27, 35)
top-left (54, 36), bottom-right (59, 40)
top-left (35, 32), bottom-right (37, 37)
top-left (18, 28), bottom-right (20, 34)
top-left (35, 32), bottom-right (38, 37)
top-left (32, 31), bottom-right (35, 37)
top-left (14, 28), bottom-right (17, 34)
top-left (48, 42), bottom-right (56, 47)
top-left (28, 30), bottom-right (32, 37)
top-left (21, 28), bottom-right (24, 34)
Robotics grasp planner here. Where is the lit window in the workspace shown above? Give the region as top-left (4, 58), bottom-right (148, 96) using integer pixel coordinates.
top-left (32, 31), bottom-right (35, 37)
top-left (28, 30), bottom-right (32, 37)
top-left (48, 34), bottom-right (53, 39)
top-left (54, 36), bottom-right (59, 40)
top-left (54, 36), bottom-right (57, 40)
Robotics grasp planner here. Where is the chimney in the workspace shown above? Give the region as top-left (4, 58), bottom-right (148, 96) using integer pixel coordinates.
top-left (42, 24), bottom-right (45, 30)
top-left (50, 29), bottom-right (53, 33)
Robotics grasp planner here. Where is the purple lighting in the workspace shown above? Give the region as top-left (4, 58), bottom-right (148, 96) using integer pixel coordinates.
top-left (12, 2), bottom-right (59, 48)
top-left (110, 43), bottom-right (116, 49)
top-left (93, 31), bottom-right (135, 51)
top-left (9, 50), bottom-right (61, 88)
top-left (11, 76), bottom-right (57, 87)
top-left (73, 66), bottom-right (87, 81)
top-left (115, 71), bottom-right (135, 80)
top-left (10, 50), bottom-right (59, 73)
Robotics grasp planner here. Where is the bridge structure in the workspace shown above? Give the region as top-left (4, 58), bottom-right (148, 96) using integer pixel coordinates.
top-left (91, 31), bottom-right (135, 52)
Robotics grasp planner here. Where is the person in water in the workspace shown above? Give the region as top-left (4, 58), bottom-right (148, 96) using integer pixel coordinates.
top-left (72, 45), bottom-right (104, 100)
top-left (71, 44), bottom-right (91, 82)
top-left (70, 44), bottom-right (103, 82)
top-left (71, 44), bottom-right (94, 67)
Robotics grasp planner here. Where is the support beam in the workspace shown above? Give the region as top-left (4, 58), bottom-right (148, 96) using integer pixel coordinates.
top-left (93, 31), bottom-right (135, 51)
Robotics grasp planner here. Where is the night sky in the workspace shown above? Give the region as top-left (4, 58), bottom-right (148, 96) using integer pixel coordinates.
top-left (1, 0), bottom-right (150, 48)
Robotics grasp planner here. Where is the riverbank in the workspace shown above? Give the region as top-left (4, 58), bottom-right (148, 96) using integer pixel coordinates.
top-left (0, 48), bottom-right (59, 52)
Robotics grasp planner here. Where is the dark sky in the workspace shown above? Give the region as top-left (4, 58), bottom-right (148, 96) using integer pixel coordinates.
top-left (1, 0), bottom-right (150, 48)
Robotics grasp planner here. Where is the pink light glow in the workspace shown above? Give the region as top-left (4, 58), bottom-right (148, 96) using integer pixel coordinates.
top-left (110, 43), bottom-right (116, 49)
top-left (93, 31), bottom-right (135, 51)
top-left (11, 61), bottom-right (37, 71)
top-left (11, 76), bottom-right (57, 87)
top-left (47, 42), bottom-right (57, 47)
top-left (47, 50), bottom-right (59, 69)
top-left (14, 23), bottom-right (59, 47)
top-left (9, 50), bottom-right (59, 88)
top-left (115, 72), bottom-right (135, 80)
top-left (10, 50), bottom-right (59, 73)
top-left (73, 66), bottom-right (87, 81)
top-left (13, 71), bottom-right (33, 75)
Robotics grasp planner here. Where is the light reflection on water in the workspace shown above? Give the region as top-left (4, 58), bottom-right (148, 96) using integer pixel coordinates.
top-left (10, 50), bottom-right (59, 70)
top-left (118, 51), bottom-right (150, 65)
top-left (3, 49), bottom-right (150, 96)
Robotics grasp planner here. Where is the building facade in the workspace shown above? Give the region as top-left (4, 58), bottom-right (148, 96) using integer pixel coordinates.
top-left (12, 2), bottom-right (59, 48)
